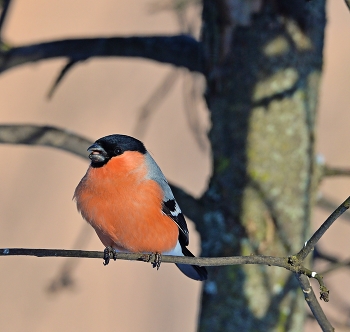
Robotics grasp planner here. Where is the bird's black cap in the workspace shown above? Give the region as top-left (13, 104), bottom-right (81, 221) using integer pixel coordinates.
top-left (88, 134), bottom-right (146, 168)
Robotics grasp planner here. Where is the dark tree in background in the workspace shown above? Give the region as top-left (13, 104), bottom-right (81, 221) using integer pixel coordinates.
top-left (0, 0), bottom-right (338, 331)
top-left (198, 1), bottom-right (325, 331)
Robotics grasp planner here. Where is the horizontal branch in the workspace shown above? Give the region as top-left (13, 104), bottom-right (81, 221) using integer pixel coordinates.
top-left (0, 247), bottom-right (290, 268)
top-left (0, 246), bottom-right (330, 285)
top-left (323, 165), bottom-right (350, 177)
top-left (2, 245), bottom-right (333, 329)
top-left (0, 124), bottom-right (92, 159)
top-left (0, 35), bottom-right (204, 73)
top-left (0, 246), bottom-right (333, 330)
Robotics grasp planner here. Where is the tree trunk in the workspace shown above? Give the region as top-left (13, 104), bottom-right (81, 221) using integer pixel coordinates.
top-left (198, 1), bottom-right (326, 331)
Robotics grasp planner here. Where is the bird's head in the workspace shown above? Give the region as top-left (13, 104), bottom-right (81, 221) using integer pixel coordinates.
top-left (88, 134), bottom-right (146, 168)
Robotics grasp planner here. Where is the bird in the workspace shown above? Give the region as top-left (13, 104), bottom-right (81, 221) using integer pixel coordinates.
top-left (74, 134), bottom-right (207, 281)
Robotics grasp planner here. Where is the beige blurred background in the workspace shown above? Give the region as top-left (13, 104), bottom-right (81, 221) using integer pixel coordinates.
top-left (0, 1), bottom-right (349, 331)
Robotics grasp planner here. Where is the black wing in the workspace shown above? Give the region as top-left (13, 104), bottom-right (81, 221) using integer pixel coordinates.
top-left (162, 199), bottom-right (189, 246)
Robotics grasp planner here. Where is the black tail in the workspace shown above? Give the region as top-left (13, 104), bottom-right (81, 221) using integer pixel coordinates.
top-left (176, 246), bottom-right (207, 281)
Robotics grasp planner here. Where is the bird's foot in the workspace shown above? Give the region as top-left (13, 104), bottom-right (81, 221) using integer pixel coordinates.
top-left (152, 252), bottom-right (162, 270)
top-left (140, 252), bottom-right (162, 270)
top-left (103, 246), bottom-right (117, 266)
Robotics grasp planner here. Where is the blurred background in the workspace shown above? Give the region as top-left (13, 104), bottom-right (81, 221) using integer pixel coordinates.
top-left (0, 1), bottom-right (349, 331)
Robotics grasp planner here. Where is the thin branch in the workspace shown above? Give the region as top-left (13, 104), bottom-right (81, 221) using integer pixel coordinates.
top-left (1, 246), bottom-right (335, 330)
top-left (296, 196), bottom-right (350, 261)
top-left (0, 124), bottom-right (92, 159)
top-left (323, 165), bottom-right (350, 177)
top-left (0, 0), bottom-right (11, 37)
top-left (47, 59), bottom-right (80, 99)
top-left (317, 196), bottom-right (350, 222)
top-left (0, 246), bottom-right (334, 330)
top-left (345, 0), bottom-right (350, 12)
top-left (0, 248), bottom-right (300, 270)
top-left (295, 274), bottom-right (334, 332)
top-left (0, 247), bottom-right (339, 279)
top-left (0, 35), bottom-right (204, 74)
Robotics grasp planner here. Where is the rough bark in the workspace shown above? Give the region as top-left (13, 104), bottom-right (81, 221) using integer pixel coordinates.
top-left (198, 1), bottom-right (326, 331)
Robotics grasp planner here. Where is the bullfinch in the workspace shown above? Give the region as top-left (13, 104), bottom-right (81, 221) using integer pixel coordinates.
top-left (74, 134), bottom-right (207, 281)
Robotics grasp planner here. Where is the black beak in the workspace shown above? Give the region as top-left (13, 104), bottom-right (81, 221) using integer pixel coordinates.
top-left (87, 143), bottom-right (108, 163)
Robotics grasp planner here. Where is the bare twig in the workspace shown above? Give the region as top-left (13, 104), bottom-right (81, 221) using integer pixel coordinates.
top-left (0, 124), bottom-right (92, 159)
top-left (317, 196), bottom-right (350, 222)
top-left (0, 0), bottom-right (11, 37)
top-left (0, 247), bottom-right (291, 268)
top-left (344, 0), bottom-right (350, 12)
top-left (296, 196), bottom-right (350, 261)
top-left (295, 274), bottom-right (334, 332)
top-left (0, 35), bottom-right (204, 74)
top-left (0, 245), bottom-right (340, 282)
top-left (0, 245), bottom-right (335, 332)
top-left (323, 165), bottom-right (350, 177)
top-left (47, 59), bottom-right (80, 99)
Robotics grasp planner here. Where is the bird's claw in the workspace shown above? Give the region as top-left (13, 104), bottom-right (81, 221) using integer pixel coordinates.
top-left (103, 246), bottom-right (117, 266)
top-left (151, 252), bottom-right (162, 270)
top-left (140, 252), bottom-right (162, 270)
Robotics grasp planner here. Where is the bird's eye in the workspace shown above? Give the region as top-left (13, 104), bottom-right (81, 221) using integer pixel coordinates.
top-left (114, 147), bottom-right (122, 155)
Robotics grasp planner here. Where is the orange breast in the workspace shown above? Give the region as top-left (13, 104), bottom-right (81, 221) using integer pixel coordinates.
top-left (74, 151), bottom-right (179, 253)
